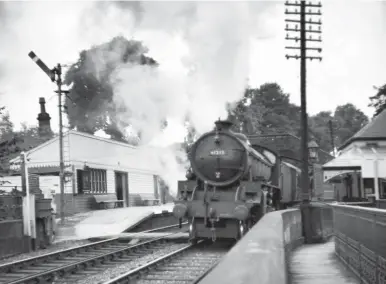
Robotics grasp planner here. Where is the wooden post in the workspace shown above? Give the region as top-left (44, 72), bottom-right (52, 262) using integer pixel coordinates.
top-left (285, 0), bottom-right (322, 243)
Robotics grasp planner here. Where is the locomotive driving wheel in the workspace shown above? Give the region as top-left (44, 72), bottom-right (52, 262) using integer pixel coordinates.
top-left (189, 218), bottom-right (198, 245)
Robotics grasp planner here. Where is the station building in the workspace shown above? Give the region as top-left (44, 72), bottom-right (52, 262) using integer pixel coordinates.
top-left (5, 97), bottom-right (173, 216)
top-left (322, 109), bottom-right (386, 208)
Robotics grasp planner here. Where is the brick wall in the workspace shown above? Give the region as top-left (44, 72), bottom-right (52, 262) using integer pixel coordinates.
top-left (0, 220), bottom-right (30, 259)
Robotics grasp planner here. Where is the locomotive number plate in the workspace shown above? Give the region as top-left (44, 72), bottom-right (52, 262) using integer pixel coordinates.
top-left (209, 149), bottom-right (227, 156)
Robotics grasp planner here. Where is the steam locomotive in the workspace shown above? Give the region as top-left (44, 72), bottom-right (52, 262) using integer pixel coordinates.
top-left (173, 120), bottom-right (301, 243)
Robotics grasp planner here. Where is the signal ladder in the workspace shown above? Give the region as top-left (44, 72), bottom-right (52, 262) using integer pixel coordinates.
top-left (61, 127), bottom-right (73, 213)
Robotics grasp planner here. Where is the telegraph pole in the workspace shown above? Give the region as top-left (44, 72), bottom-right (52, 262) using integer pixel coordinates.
top-left (285, 1), bottom-right (322, 202)
top-left (28, 52), bottom-right (67, 224)
top-left (285, 1), bottom-right (322, 243)
top-left (328, 120), bottom-right (335, 157)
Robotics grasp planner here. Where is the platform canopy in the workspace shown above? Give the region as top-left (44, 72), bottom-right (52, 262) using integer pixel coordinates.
top-left (322, 146), bottom-right (386, 182)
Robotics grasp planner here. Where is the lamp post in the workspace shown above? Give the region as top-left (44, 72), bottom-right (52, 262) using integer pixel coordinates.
top-left (308, 140), bottom-right (319, 163)
top-left (308, 140), bottom-right (319, 200)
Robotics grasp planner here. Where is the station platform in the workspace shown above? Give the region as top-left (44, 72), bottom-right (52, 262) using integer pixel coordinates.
top-left (289, 238), bottom-right (359, 283)
top-left (72, 203), bottom-right (174, 239)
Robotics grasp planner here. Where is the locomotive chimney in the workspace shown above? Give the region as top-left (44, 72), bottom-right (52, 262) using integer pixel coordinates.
top-left (214, 119), bottom-right (233, 132)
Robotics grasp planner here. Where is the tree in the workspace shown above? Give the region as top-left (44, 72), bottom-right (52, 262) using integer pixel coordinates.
top-left (308, 104), bottom-right (368, 152)
top-left (369, 84), bottom-right (386, 117)
top-left (308, 111), bottom-right (335, 152)
top-left (64, 36), bottom-right (158, 142)
top-left (0, 117), bottom-right (53, 175)
top-left (0, 109), bottom-right (13, 139)
top-left (333, 103), bottom-right (368, 147)
top-left (229, 83), bottom-right (301, 136)
top-left (227, 92), bottom-right (266, 135)
top-left (228, 84), bottom-right (369, 156)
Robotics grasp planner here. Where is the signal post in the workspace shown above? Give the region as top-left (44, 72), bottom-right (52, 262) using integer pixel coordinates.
top-left (28, 52), bottom-right (68, 224)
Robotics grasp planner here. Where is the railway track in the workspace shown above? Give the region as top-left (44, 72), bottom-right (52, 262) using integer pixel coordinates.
top-left (0, 224), bottom-right (187, 284)
top-left (103, 240), bottom-right (231, 284)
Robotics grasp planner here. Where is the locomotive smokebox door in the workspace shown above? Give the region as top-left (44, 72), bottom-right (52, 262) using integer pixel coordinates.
top-left (189, 120), bottom-right (250, 187)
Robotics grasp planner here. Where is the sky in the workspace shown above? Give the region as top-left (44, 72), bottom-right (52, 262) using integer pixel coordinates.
top-left (0, 1), bottom-right (386, 146)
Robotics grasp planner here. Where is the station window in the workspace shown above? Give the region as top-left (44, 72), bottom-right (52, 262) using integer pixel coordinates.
top-left (77, 168), bottom-right (107, 194)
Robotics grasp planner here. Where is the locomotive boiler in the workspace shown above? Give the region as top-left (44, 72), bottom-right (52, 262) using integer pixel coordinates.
top-left (173, 120), bottom-right (282, 243)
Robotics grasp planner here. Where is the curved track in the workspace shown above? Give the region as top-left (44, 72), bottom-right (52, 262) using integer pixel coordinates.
top-left (0, 225), bottom-right (187, 284)
top-left (103, 240), bottom-right (231, 284)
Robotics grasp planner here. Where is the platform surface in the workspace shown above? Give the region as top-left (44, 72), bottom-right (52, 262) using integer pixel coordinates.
top-left (74, 203), bottom-right (174, 239)
top-left (289, 239), bottom-right (359, 284)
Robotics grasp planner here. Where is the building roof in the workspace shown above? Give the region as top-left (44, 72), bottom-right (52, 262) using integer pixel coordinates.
top-left (248, 133), bottom-right (334, 165)
top-left (9, 130), bottom-right (139, 166)
top-left (339, 109), bottom-right (386, 150)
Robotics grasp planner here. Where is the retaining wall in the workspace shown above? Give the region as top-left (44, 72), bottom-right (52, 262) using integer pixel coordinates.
top-left (199, 209), bottom-right (303, 284)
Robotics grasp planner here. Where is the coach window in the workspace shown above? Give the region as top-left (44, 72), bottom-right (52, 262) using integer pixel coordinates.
top-left (379, 178), bottom-right (386, 199)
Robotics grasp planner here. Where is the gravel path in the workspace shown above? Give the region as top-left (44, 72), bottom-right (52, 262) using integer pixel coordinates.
top-left (0, 239), bottom-right (91, 265)
top-left (69, 242), bottom-right (188, 284)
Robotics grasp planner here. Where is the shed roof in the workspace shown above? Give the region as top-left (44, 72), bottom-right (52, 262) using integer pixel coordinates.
top-left (339, 109), bottom-right (386, 150)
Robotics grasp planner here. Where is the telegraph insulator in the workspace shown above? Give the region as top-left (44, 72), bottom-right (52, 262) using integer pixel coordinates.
top-left (318, 35), bottom-right (321, 40)
top-left (309, 25), bottom-right (312, 30)
top-left (285, 8), bottom-right (288, 13)
top-left (318, 26), bottom-right (321, 31)
top-left (318, 9), bottom-right (321, 14)
top-left (295, 24), bottom-right (298, 29)
top-left (286, 24), bottom-right (289, 29)
top-left (309, 35), bottom-right (312, 39)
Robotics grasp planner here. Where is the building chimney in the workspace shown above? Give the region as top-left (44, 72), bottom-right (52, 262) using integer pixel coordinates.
top-left (37, 97), bottom-right (52, 137)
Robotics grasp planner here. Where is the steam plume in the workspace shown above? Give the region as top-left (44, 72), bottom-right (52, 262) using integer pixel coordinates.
top-left (0, 1), bottom-right (276, 195)
top-left (100, 2), bottom-right (275, 194)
